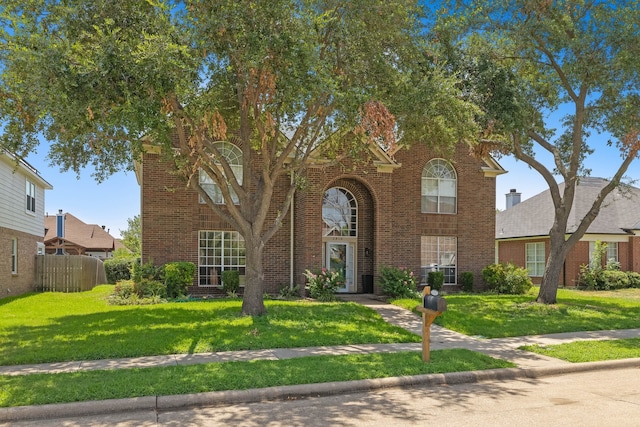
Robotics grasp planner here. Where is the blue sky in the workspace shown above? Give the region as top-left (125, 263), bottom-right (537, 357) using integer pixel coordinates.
top-left (495, 105), bottom-right (640, 210)
top-left (27, 147), bottom-right (139, 239)
top-left (495, 149), bottom-right (640, 211)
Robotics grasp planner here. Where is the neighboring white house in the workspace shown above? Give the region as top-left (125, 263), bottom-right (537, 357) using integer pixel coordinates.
top-left (0, 151), bottom-right (53, 296)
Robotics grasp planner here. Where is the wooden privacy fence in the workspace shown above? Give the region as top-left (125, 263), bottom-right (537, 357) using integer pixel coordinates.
top-left (35, 255), bottom-right (107, 292)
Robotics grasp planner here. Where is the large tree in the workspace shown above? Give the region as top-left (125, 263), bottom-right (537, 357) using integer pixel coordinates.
top-left (435, 0), bottom-right (640, 303)
top-left (1, 0), bottom-right (479, 315)
top-left (120, 215), bottom-right (141, 256)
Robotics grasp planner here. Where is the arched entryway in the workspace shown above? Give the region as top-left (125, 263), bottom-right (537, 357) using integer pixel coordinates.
top-left (321, 180), bottom-right (374, 293)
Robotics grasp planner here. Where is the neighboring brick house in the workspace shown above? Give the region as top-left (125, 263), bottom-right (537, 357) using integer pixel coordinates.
top-left (0, 151), bottom-right (53, 296)
top-left (138, 141), bottom-right (504, 295)
top-left (44, 212), bottom-right (124, 259)
top-left (496, 177), bottom-right (640, 287)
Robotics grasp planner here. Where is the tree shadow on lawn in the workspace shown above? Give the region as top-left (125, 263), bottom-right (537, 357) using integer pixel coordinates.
top-left (0, 293), bottom-right (39, 307)
top-left (0, 302), bottom-right (417, 366)
top-left (439, 292), bottom-right (640, 338)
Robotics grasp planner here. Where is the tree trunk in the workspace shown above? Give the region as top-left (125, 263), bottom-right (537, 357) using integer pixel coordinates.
top-left (241, 236), bottom-right (267, 316)
top-left (536, 233), bottom-right (568, 304)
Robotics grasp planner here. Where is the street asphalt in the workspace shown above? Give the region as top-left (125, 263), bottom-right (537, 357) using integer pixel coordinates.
top-left (1, 294), bottom-right (639, 423)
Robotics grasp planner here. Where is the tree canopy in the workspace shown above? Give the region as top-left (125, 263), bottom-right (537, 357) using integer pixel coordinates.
top-left (1, 0), bottom-right (480, 314)
top-left (120, 215), bottom-right (141, 256)
top-left (435, 0), bottom-right (640, 302)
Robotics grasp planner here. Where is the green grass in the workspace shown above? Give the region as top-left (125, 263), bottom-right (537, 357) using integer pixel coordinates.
top-left (0, 286), bottom-right (420, 366)
top-left (0, 349), bottom-right (514, 408)
top-left (392, 288), bottom-right (640, 338)
top-left (521, 338), bottom-right (640, 363)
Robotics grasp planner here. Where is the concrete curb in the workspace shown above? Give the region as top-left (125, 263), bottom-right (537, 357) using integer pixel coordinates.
top-left (2, 357), bottom-right (639, 423)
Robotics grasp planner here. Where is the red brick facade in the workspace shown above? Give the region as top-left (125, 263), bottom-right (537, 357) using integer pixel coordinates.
top-left (0, 227), bottom-right (40, 296)
top-left (497, 237), bottom-right (640, 287)
top-left (140, 142), bottom-right (499, 295)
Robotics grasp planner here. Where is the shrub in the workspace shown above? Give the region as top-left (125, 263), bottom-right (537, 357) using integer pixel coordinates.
top-left (427, 271), bottom-right (444, 291)
top-left (460, 271), bottom-right (474, 292)
top-left (164, 262), bottom-right (196, 299)
top-left (482, 263), bottom-right (504, 292)
top-left (627, 272), bottom-right (640, 288)
top-left (379, 265), bottom-right (417, 298)
top-left (221, 270), bottom-right (240, 295)
top-left (104, 257), bottom-right (137, 283)
top-left (134, 279), bottom-right (167, 299)
top-left (304, 268), bottom-right (343, 301)
top-left (131, 260), bottom-right (162, 283)
top-left (111, 280), bottom-right (135, 300)
top-left (107, 280), bottom-right (161, 305)
top-left (600, 270), bottom-right (630, 290)
top-left (578, 263), bottom-right (598, 289)
top-left (482, 263), bottom-right (532, 294)
top-left (278, 284), bottom-right (301, 299)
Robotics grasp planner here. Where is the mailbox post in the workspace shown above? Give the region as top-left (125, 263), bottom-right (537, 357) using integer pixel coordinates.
top-left (415, 286), bottom-right (446, 362)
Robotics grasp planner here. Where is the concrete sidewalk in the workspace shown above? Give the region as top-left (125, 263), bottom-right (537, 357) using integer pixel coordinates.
top-left (1, 294), bottom-right (639, 423)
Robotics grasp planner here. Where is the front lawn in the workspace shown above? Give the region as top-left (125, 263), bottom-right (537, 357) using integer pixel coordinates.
top-left (392, 288), bottom-right (640, 338)
top-left (0, 350), bottom-right (514, 408)
top-left (0, 286), bottom-right (420, 366)
top-left (521, 338), bottom-right (640, 363)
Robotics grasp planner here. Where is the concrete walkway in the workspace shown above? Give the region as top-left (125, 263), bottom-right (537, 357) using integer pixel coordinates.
top-left (341, 294), bottom-right (640, 369)
top-left (1, 294), bottom-right (639, 422)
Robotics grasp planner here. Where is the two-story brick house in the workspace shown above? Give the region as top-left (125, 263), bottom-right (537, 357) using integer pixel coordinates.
top-left (0, 151), bottom-right (53, 296)
top-left (137, 141), bottom-right (504, 295)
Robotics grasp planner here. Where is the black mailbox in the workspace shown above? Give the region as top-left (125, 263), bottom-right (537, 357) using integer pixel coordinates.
top-left (423, 295), bottom-right (447, 312)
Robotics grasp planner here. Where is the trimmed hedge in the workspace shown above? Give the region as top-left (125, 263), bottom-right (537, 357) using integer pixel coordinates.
top-left (104, 257), bottom-right (137, 284)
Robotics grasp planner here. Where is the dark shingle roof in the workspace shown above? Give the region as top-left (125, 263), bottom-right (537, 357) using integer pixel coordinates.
top-left (496, 177), bottom-right (640, 239)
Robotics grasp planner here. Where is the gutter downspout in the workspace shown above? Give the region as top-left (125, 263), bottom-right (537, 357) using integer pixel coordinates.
top-left (290, 174), bottom-right (295, 290)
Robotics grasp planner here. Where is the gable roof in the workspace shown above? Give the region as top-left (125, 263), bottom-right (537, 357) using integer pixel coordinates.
top-left (44, 212), bottom-right (119, 251)
top-left (496, 177), bottom-right (640, 239)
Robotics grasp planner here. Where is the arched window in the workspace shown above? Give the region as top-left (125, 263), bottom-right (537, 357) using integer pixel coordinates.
top-left (199, 142), bottom-right (242, 204)
top-left (421, 159), bottom-right (456, 213)
top-left (322, 187), bottom-right (357, 237)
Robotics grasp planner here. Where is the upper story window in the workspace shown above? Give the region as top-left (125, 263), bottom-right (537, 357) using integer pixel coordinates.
top-left (199, 142), bottom-right (242, 205)
top-left (421, 159), bottom-right (457, 214)
top-left (322, 187), bottom-right (357, 237)
top-left (26, 180), bottom-right (36, 213)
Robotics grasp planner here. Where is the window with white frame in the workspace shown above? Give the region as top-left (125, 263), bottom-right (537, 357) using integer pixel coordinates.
top-left (421, 236), bottom-right (457, 284)
top-left (589, 241), bottom-right (619, 266)
top-left (199, 142), bottom-right (242, 205)
top-left (322, 187), bottom-right (357, 237)
top-left (607, 242), bottom-right (619, 264)
top-left (26, 180), bottom-right (36, 213)
top-left (11, 238), bottom-right (18, 274)
top-left (199, 231), bottom-right (246, 286)
top-left (421, 159), bottom-right (457, 213)
top-left (526, 242), bottom-right (546, 276)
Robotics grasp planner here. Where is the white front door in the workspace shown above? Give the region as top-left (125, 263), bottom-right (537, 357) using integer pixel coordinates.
top-left (326, 242), bottom-right (354, 292)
